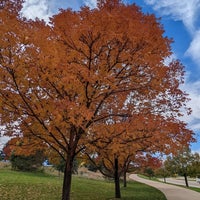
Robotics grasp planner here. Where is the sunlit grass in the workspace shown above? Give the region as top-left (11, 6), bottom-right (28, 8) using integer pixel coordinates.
top-left (0, 169), bottom-right (166, 200)
top-left (0, 169), bottom-right (62, 200)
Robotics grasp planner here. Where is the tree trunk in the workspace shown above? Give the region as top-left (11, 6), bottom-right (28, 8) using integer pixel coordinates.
top-left (123, 170), bottom-right (127, 187)
top-left (164, 177), bottom-right (166, 183)
top-left (184, 173), bottom-right (189, 187)
top-left (62, 155), bottom-right (74, 200)
top-left (114, 157), bottom-right (121, 199)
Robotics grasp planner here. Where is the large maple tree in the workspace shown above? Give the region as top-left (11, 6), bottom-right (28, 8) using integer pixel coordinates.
top-left (0, 0), bottom-right (194, 199)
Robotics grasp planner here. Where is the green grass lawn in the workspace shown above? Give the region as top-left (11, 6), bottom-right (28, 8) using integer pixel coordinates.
top-left (190, 187), bottom-right (200, 193)
top-left (0, 169), bottom-right (166, 200)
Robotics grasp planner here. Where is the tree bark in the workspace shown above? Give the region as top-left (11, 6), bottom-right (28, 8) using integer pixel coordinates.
top-left (164, 177), bottom-right (166, 183)
top-left (62, 155), bottom-right (74, 200)
top-left (123, 170), bottom-right (127, 187)
top-left (184, 173), bottom-right (189, 187)
top-left (114, 157), bottom-right (121, 199)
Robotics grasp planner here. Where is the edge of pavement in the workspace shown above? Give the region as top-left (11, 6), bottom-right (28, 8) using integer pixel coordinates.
top-left (129, 174), bottom-right (200, 200)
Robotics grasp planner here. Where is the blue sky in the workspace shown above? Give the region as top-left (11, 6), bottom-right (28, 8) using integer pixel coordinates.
top-left (3, 0), bottom-right (198, 152)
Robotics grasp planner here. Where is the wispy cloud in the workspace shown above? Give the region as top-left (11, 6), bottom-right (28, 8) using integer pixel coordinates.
top-left (181, 78), bottom-right (200, 131)
top-left (144, 0), bottom-right (200, 34)
top-left (179, 77), bottom-right (200, 150)
top-left (185, 30), bottom-right (200, 66)
top-left (144, 0), bottom-right (200, 68)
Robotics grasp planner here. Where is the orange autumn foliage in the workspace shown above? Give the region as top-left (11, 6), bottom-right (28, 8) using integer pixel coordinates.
top-left (3, 137), bottom-right (47, 157)
top-left (86, 113), bottom-right (193, 178)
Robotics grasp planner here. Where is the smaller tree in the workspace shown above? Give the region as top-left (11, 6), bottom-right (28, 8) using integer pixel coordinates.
top-left (154, 164), bottom-right (170, 183)
top-left (164, 147), bottom-right (193, 187)
top-left (187, 152), bottom-right (200, 177)
top-left (137, 154), bottom-right (162, 179)
top-left (85, 118), bottom-right (164, 198)
top-left (144, 167), bottom-right (154, 179)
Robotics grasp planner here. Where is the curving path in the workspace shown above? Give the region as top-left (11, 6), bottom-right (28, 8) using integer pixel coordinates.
top-left (129, 174), bottom-right (200, 200)
top-left (158, 177), bottom-right (200, 188)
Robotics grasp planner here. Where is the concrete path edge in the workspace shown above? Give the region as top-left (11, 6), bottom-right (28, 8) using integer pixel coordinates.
top-left (129, 174), bottom-right (200, 200)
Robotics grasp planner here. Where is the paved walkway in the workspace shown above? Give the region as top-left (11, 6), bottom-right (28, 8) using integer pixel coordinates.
top-left (129, 174), bottom-right (200, 200)
top-left (158, 177), bottom-right (200, 188)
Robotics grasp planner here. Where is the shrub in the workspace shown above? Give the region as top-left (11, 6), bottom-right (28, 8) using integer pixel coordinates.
top-left (10, 151), bottom-right (44, 171)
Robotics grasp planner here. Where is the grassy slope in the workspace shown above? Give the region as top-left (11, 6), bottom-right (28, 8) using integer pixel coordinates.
top-left (0, 169), bottom-right (62, 200)
top-left (0, 169), bottom-right (166, 200)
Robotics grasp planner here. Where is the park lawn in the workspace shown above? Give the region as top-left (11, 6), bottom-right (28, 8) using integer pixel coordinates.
top-left (0, 169), bottom-right (166, 200)
top-left (190, 187), bottom-right (200, 193)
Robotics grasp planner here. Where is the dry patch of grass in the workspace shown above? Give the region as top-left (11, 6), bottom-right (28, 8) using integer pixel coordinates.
top-left (0, 161), bottom-right (11, 169)
top-left (77, 167), bottom-right (104, 180)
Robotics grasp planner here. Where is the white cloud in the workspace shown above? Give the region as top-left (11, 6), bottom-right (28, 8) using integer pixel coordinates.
top-left (144, 0), bottom-right (200, 68)
top-left (21, 0), bottom-right (52, 22)
top-left (163, 53), bottom-right (177, 66)
top-left (0, 136), bottom-right (9, 150)
top-left (185, 30), bottom-right (200, 65)
top-left (144, 0), bottom-right (200, 34)
top-left (181, 79), bottom-right (200, 131)
top-left (83, 0), bottom-right (97, 8)
top-left (180, 78), bottom-right (200, 150)
top-left (21, 0), bottom-right (97, 22)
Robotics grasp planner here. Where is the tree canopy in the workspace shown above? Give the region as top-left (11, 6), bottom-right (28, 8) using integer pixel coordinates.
top-left (164, 148), bottom-right (200, 187)
top-left (0, 0), bottom-right (194, 199)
